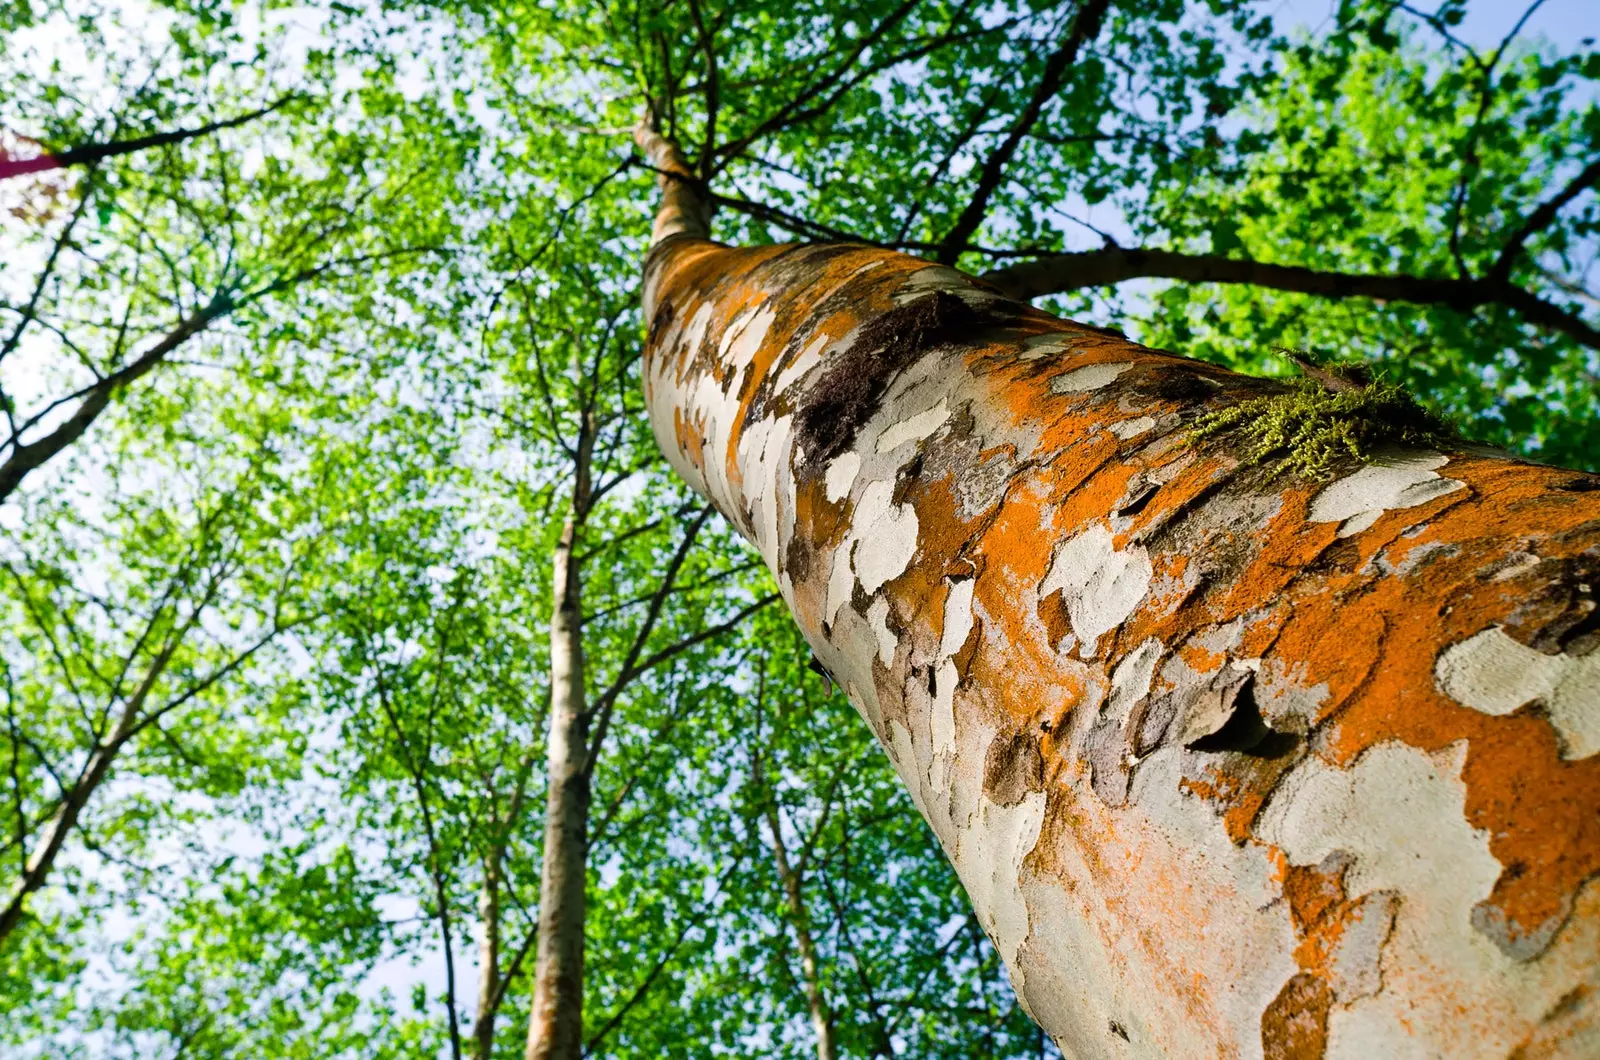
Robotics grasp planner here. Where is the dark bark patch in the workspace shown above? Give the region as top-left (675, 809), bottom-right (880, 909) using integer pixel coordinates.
top-left (892, 453), bottom-right (926, 506)
top-left (1498, 554), bottom-right (1600, 656)
top-left (1260, 973), bottom-right (1332, 1060)
top-left (1137, 369), bottom-right (1223, 404)
top-left (784, 534), bottom-right (812, 583)
top-left (983, 730), bottom-right (1045, 807)
top-left (794, 291), bottom-right (999, 465)
top-left (648, 300), bottom-right (675, 344)
top-left (1186, 678), bottom-right (1299, 758)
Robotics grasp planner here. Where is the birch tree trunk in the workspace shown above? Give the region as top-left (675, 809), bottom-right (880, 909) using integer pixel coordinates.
top-left (634, 127), bottom-right (1600, 1058)
top-left (474, 860), bottom-right (502, 1058)
top-left (525, 417), bottom-right (595, 1060)
top-left (752, 749), bottom-right (838, 1060)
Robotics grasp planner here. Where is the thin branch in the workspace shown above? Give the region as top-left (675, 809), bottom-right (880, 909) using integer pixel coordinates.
top-left (1488, 156), bottom-right (1600, 284)
top-left (935, 0), bottom-right (1113, 263)
top-left (0, 96), bottom-right (298, 182)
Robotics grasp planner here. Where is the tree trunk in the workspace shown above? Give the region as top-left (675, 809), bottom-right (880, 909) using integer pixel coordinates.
top-left (525, 420), bottom-right (595, 1060)
top-left (474, 859), bottom-right (502, 1058)
top-left (633, 129), bottom-right (1600, 1057)
top-left (761, 802), bottom-right (838, 1060)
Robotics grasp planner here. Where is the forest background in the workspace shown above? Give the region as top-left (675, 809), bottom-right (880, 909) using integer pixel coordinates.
top-left (1, 0), bottom-right (1597, 1056)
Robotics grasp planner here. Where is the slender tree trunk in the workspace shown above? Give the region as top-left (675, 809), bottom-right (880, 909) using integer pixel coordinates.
top-left (474, 858), bottom-right (503, 1058)
top-left (634, 125), bottom-right (1600, 1058)
top-left (761, 802), bottom-right (838, 1060)
top-left (525, 419), bottom-right (595, 1060)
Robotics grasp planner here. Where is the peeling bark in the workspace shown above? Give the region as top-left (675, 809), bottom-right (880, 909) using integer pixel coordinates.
top-left (635, 128), bottom-right (1600, 1058)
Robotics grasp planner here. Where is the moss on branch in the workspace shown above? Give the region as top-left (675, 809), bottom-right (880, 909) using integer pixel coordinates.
top-left (1190, 376), bottom-right (1455, 480)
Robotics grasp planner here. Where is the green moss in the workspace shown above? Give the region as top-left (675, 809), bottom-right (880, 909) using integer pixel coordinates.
top-left (1190, 377), bottom-right (1455, 480)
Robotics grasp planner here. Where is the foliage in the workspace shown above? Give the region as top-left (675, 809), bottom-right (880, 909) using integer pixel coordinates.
top-left (0, 0), bottom-right (1594, 1056)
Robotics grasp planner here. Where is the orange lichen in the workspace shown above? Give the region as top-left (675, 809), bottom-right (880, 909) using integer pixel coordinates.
top-left (641, 231), bottom-right (1600, 1054)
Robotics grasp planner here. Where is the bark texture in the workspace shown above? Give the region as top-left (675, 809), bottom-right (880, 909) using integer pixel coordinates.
top-left (635, 190), bottom-right (1600, 1055)
top-left (474, 863), bottom-right (502, 1058)
top-left (525, 424), bottom-right (595, 1060)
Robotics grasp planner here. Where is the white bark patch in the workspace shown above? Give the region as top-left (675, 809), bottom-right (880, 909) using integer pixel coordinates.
top-left (1111, 415), bottom-right (1158, 439)
top-left (1108, 639), bottom-right (1163, 721)
top-left (888, 720), bottom-right (930, 821)
top-left (1049, 362), bottom-right (1132, 394)
top-left (823, 452), bottom-right (860, 503)
top-left (772, 331), bottom-right (831, 395)
top-left (874, 399), bottom-right (949, 453)
top-left (718, 303), bottom-right (775, 365)
top-left (1308, 452), bottom-right (1465, 538)
top-left (954, 791), bottom-right (1048, 976)
top-left (1435, 626), bottom-right (1600, 760)
top-left (680, 302), bottom-right (715, 361)
top-left (894, 265), bottom-right (1000, 309)
top-left (850, 480), bottom-right (919, 595)
top-left (1258, 741), bottom-right (1588, 1060)
top-left (933, 579), bottom-right (977, 758)
top-left (1328, 890), bottom-right (1400, 1002)
top-left (1260, 741), bottom-right (1495, 914)
top-left (823, 542), bottom-right (855, 627)
top-left (1124, 749), bottom-right (1302, 1055)
top-left (1039, 524), bottom-right (1154, 653)
top-left (1017, 333), bottom-right (1076, 362)
top-left (737, 413), bottom-right (794, 569)
top-left (867, 595), bottom-right (897, 667)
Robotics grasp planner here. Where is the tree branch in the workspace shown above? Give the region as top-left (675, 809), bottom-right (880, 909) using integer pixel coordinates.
top-left (0, 97), bottom-right (298, 182)
top-left (979, 246), bottom-right (1600, 350)
top-left (1487, 156), bottom-right (1600, 284)
top-left (935, 0), bottom-right (1112, 264)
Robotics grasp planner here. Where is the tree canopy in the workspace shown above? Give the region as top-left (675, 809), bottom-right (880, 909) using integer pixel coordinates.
top-left (1, 0), bottom-right (1595, 1055)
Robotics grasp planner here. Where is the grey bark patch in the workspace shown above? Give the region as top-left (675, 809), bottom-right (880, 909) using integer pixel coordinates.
top-left (1085, 716), bottom-right (1131, 806)
top-left (1471, 892), bottom-right (1573, 962)
top-left (1176, 667), bottom-right (1256, 746)
top-left (793, 291), bottom-right (1001, 465)
top-left (1131, 693), bottom-right (1179, 757)
top-left (983, 731), bottom-right (1046, 807)
top-left (1329, 889), bottom-right (1399, 1001)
